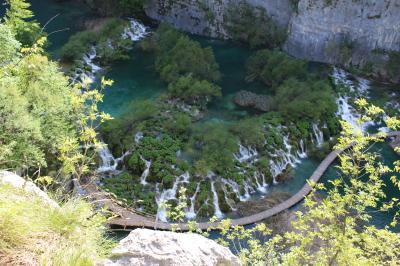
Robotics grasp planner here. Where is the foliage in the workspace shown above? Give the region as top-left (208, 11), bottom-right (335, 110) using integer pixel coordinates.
top-left (118, 0), bottom-right (148, 14)
top-left (0, 27), bottom-right (78, 175)
top-left (140, 24), bottom-right (221, 104)
top-left (60, 18), bottom-right (130, 63)
top-left (274, 79), bottom-right (337, 121)
top-left (0, 184), bottom-right (114, 265)
top-left (59, 77), bottom-right (113, 181)
top-left (387, 51), bottom-right (400, 81)
top-left (225, 1), bottom-right (286, 49)
top-left (0, 24), bottom-right (21, 64)
top-left (4, 0), bottom-right (41, 46)
top-left (246, 49), bottom-right (308, 89)
top-left (189, 123), bottom-right (238, 176)
top-left (230, 117), bottom-right (265, 149)
top-left (168, 75), bottom-right (222, 104)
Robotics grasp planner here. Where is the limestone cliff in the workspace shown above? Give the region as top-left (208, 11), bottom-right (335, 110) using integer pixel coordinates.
top-left (144, 0), bottom-right (400, 80)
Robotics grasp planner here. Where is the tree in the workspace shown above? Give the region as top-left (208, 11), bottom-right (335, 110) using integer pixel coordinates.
top-left (4, 0), bottom-right (41, 46)
top-left (246, 49), bottom-right (308, 89)
top-left (168, 75), bottom-right (222, 104)
top-left (0, 24), bottom-right (21, 65)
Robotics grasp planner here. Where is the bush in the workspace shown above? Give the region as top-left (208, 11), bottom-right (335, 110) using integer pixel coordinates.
top-left (225, 1), bottom-right (286, 49)
top-left (60, 18), bottom-right (128, 63)
top-left (246, 49), bottom-right (308, 89)
top-left (167, 75), bottom-right (222, 104)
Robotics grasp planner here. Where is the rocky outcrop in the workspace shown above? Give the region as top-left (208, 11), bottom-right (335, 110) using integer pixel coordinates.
top-left (0, 171), bottom-right (59, 208)
top-left (234, 90), bottom-right (273, 112)
top-left (285, 0), bottom-right (400, 66)
top-left (144, 0), bottom-right (400, 80)
top-left (144, 0), bottom-right (292, 38)
top-left (101, 229), bottom-right (241, 266)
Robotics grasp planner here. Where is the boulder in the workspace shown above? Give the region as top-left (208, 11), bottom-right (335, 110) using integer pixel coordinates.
top-left (234, 90), bottom-right (272, 112)
top-left (0, 171), bottom-right (58, 208)
top-left (101, 228), bottom-right (241, 266)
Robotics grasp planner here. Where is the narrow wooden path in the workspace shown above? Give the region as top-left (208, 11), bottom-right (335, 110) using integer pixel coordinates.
top-left (85, 131), bottom-right (400, 231)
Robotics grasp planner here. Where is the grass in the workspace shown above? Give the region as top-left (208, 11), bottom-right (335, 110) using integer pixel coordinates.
top-left (0, 184), bottom-right (115, 266)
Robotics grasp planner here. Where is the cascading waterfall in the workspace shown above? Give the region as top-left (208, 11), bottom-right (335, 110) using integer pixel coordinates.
top-left (122, 19), bottom-right (147, 41)
top-left (140, 156), bottom-right (151, 185)
top-left (156, 172), bottom-right (190, 222)
top-left (71, 18), bottom-right (148, 84)
top-left (211, 181), bottom-right (224, 219)
top-left (332, 67), bottom-right (373, 133)
top-left (186, 184), bottom-right (200, 219)
top-left (312, 123), bottom-right (324, 147)
top-left (297, 139), bottom-right (307, 158)
top-left (97, 145), bottom-right (130, 174)
top-left (135, 131), bottom-right (144, 143)
top-left (234, 144), bottom-right (258, 163)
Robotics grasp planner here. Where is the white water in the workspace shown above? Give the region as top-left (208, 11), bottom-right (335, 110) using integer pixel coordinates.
top-left (312, 123), bottom-right (324, 147)
top-left (135, 132), bottom-right (144, 143)
top-left (71, 18), bottom-right (147, 84)
top-left (297, 139), bottom-right (307, 158)
top-left (234, 144), bottom-right (258, 163)
top-left (332, 67), bottom-right (374, 133)
top-left (140, 156), bottom-right (151, 185)
top-left (122, 19), bottom-right (147, 41)
top-left (156, 172), bottom-right (190, 222)
top-left (211, 181), bottom-right (224, 219)
top-left (186, 184), bottom-right (200, 219)
top-left (97, 145), bottom-right (130, 174)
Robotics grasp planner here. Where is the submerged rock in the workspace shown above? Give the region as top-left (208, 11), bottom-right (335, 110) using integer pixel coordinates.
top-left (237, 191), bottom-right (291, 217)
top-left (234, 90), bottom-right (272, 112)
top-left (101, 229), bottom-right (241, 266)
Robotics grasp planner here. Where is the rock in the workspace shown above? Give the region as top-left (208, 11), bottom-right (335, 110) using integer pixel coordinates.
top-left (101, 229), bottom-right (241, 266)
top-left (234, 90), bottom-right (272, 112)
top-left (0, 171), bottom-right (59, 208)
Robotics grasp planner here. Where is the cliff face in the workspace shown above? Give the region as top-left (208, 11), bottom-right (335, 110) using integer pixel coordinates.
top-left (144, 0), bottom-right (292, 38)
top-left (145, 0), bottom-right (400, 73)
top-left (285, 0), bottom-right (400, 65)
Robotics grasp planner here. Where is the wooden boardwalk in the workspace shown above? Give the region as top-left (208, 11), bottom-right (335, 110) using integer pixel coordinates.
top-left (85, 131), bottom-right (400, 231)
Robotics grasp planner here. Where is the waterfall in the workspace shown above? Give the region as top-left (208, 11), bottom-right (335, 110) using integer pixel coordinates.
top-left (312, 123), bottom-right (324, 147)
top-left (332, 67), bottom-right (373, 133)
top-left (140, 156), bottom-right (151, 185)
top-left (135, 132), bottom-right (144, 143)
top-left (269, 135), bottom-right (302, 182)
top-left (211, 181), bottom-right (224, 219)
top-left (297, 139), bottom-right (307, 158)
top-left (234, 144), bottom-right (258, 163)
top-left (156, 172), bottom-right (191, 222)
top-left (70, 18), bottom-right (148, 84)
top-left (254, 172), bottom-right (268, 193)
top-left (186, 184), bottom-right (200, 220)
top-left (122, 19), bottom-right (148, 41)
top-left (221, 184), bottom-right (237, 211)
top-left (97, 145), bottom-right (130, 174)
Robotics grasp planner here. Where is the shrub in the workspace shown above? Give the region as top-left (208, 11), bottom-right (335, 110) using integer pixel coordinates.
top-left (225, 1), bottom-right (286, 49)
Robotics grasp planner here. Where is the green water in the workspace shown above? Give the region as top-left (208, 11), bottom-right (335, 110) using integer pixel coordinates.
top-left (27, 0), bottom-right (399, 229)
